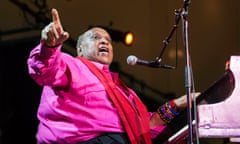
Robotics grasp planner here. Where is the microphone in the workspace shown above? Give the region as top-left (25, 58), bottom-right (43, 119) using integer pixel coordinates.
top-left (127, 55), bottom-right (175, 69)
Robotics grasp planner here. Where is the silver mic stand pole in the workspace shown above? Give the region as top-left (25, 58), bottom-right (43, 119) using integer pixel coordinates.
top-left (182, 0), bottom-right (195, 143)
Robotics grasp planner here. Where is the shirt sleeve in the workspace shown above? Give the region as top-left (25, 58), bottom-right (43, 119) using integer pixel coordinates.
top-left (148, 112), bottom-right (169, 139)
top-left (27, 41), bottom-right (68, 87)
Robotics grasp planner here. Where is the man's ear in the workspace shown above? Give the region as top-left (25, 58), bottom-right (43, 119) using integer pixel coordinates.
top-left (77, 47), bottom-right (82, 56)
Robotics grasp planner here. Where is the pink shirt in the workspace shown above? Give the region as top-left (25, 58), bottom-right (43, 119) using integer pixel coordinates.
top-left (27, 42), bottom-right (166, 144)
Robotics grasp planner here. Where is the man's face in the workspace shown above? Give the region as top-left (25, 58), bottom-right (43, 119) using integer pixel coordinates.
top-left (79, 28), bottom-right (113, 65)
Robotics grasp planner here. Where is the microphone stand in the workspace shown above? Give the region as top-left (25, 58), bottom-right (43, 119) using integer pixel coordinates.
top-left (182, 0), bottom-right (195, 144)
top-left (155, 1), bottom-right (195, 144)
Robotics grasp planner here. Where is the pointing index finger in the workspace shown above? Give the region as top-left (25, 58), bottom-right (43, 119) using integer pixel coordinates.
top-left (52, 8), bottom-right (61, 25)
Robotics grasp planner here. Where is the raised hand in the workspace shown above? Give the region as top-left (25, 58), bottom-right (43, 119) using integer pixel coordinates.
top-left (41, 8), bottom-right (69, 47)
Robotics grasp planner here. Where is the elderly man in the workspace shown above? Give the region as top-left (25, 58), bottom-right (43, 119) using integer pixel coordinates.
top-left (27, 8), bottom-right (198, 144)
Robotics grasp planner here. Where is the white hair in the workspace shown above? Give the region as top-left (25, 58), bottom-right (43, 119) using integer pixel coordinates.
top-left (76, 29), bottom-right (94, 49)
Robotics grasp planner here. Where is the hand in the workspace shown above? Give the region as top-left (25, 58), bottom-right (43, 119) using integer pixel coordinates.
top-left (174, 92), bottom-right (201, 111)
top-left (41, 8), bottom-right (69, 47)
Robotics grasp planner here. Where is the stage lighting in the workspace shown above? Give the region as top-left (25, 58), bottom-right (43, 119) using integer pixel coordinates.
top-left (124, 32), bottom-right (134, 46)
top-left (89, 25), bottom-right (135, 46)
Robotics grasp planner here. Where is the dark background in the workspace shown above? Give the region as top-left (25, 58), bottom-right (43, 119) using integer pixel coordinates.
top-left (0, 37), bottom-right (41, 143)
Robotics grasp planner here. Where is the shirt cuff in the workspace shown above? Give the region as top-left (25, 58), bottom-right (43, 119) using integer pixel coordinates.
top-left (40, 40), bottom-right (62, 59)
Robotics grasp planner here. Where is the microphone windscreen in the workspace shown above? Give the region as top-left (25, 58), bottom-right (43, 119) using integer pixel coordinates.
top-left (127, 55), bottom-right (138, 65)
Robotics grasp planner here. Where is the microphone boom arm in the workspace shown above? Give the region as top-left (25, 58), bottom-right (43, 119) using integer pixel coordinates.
top-left (155, 8), bottom-right (182, 64)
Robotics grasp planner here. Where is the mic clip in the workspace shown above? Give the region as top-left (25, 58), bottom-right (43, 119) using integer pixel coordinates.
top-left (148, 60), bottom-right (175, 69)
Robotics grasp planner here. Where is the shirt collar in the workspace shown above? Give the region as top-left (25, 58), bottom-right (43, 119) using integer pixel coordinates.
top-left (90, 61), bottom-right (119, 81)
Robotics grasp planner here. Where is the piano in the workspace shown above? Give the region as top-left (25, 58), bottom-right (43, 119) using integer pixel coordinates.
top-left (152, 56), bottom-right (240, 144)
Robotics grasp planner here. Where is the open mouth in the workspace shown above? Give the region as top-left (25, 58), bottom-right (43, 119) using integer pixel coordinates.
top-left (98, 46), bottom-right (109, 54)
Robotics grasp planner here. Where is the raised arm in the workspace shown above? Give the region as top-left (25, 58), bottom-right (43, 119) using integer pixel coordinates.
top-left (27, 8), bottom-right (71, 86)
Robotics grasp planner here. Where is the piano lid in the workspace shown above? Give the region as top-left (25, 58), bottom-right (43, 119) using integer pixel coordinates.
top-left (198, 56), bottom-right (240, 138)
top-left (153, 56), bottom-right (240, 144)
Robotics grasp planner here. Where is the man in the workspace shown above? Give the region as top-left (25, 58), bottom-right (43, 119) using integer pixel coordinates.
top-left (27, 8), bottom-right (198, 144)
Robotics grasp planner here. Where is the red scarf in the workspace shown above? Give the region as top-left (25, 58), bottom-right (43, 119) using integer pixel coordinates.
top-left (77, 57), bottom-right (152, 144)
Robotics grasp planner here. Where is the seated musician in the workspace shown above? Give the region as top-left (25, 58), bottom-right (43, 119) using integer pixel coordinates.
top-left (27, 8), bottom-right (200, 144)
